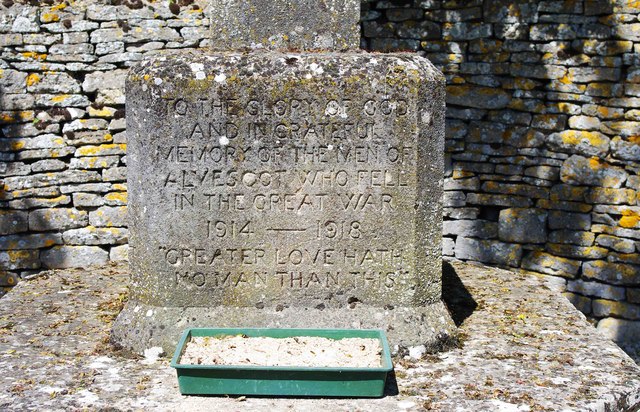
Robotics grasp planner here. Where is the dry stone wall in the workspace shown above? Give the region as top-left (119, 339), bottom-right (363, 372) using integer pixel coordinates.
top-left (1, 0), bottom-right (640, 331)
top-left (361, 0), bottom-right (640, 333)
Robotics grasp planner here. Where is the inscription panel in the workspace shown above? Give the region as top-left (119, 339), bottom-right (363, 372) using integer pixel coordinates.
top-left (127, 52), bottom-right (443, 308)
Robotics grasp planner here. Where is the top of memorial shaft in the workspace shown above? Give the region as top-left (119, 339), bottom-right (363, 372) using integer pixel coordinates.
top-left (209, 0), bottom-right (361, 51)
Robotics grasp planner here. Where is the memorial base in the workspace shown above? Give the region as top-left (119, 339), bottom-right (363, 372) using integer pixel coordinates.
top-left (111, 300), bottom-right (455, 355)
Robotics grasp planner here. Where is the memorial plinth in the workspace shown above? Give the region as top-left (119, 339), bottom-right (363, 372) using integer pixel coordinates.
top-left (112, 1), bottom-right (454, 354)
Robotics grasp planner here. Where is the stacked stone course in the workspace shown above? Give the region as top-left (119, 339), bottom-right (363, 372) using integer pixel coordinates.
top-left (1, 0), bottom-right (640, 333)
top-left (362, 0), bottom-right (640, 333)
top-left (0, 0), bottom-right (211, 279)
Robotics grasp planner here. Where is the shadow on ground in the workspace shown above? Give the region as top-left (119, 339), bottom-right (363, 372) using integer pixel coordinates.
top-left (442, 260), bottom-right (477, 327)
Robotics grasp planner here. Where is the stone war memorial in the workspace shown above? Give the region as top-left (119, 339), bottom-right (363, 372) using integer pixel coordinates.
top-left (3, 0), bottom-right (640, 410)
top-left (111, 0), bottom-right (455, 353)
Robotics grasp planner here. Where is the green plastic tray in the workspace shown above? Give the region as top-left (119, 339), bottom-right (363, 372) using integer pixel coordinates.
top-left (170, 328), bottom-right (393, 397)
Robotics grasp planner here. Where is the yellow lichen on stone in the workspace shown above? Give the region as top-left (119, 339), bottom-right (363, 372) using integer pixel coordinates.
top-left (51, 95), bottom-right (70, 103)
top-left (588, 157), bottom-right (604, 170)
top-left (513, 78), bottom-right (538, 90)
top-left (560, 130), bottom-right (608, 147)
top-left (0, 113), bottom-right (15, 123)
top-left (41, 13), bottom-right (60, 23)
top-left (10, 141), bottom-right (26, 150)
top-left (7, 250), bottom-right (31, 263)
top-left (620, 210), bottom-right (640, 228)
top-left (26, 73), bottom-right (41, 87)
top-left (628, 136), bottom-right (640, 145)
top-left (105, 192), bottom-right (128, 203)
top-left (21, 52), bottom-right (47, 61)
top-left (452, 170), bottom-right (474, 179)
top-left (76, 144), bottom-right (126, 156)
top-left (112, 184), bottom-right (127, 191)
top-left (558, 75), bottom-right (572, 85)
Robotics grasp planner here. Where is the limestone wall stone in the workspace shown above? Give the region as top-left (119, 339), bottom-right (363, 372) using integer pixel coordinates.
top-left (1, 0), bottom-right (639, 332)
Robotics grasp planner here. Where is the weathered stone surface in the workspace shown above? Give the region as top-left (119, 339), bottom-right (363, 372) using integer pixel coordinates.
top-left (0, 33), bottom-right (23, 47)
top-left (548, 230), bottom-right (595, 246)
top-left (523, 165), bottom-right (559, 181)
top-left (82, 69), bottom-right (128, 93)
top-left (592, 224), bottom-right (640, 241)
top-left (62, 118), bottom-right (109, 133)
top-left (446, 85), bottom-right (510, 109)
top-left (563, 292), bottom-right (592, 314)
top-left (96, 89), bottom-right (126, 105)
top-left (611, 136), bottom-right (640, 161)
top-left (8, 195), bottom-right (71, 210)
top-left (560, 155), bottom-right (628, 188)
top-left (29, 208), bottom-right (88, 231)
top-left (103, 167), bottom-right (127, 182)
top-left (89, 206), bottom-right (127, 227)
top-left (618, 23), bottom-right (640, 41)
top-left (443, 22), bottom-right (492, 41)
top-left (443, 220), bottom-right (497, 238)
top-left (522, 251), bottom-right (581, 277)
top-left (498, 208), bottom-right (547, 244)
top-left (69, 155), bottom-right (120, 170)
top-left (1, 0), bottom-right (640, 329)
top-left (442, 237), bottom-right (455, 256)
top-left (549, 180), bottom-right (597, 211)
top-left (537, 199), bottom-right (592, 213)
top-left (41, 245), bottom-right (109, 269)
top-left (602, 121), bottom-right (640, 137)
top-left (596, 235), bottom-right (636, 254)
top-left (0, 70), bottom-right (28, 93)
top-left (466, 193), bottom-right (532, 207)
top-left (30, 159), bottom-right (66, 173)
top-left (546, 244), bottom-right (608, 259)
top-left (11, 9), bottom-right (40, 33)
top-left (567, 278), bottom-right (626, 301)
top-left (598, 317), bottom-right (640, 345)
top-left (0, 233), bottom-right (62, 250)
top-left (0, 250), bottom-right (39, 270)
top-left (0, 262), bottom-right (638, 410)
top-left (0, 94), bottom-right (35, 110)
top-left (455, 237), bottom-right (522, 267)
top-left (593, 300), bottom-right (640, 320)
top-left (114, 48), bottom-right (453, 350)
top-left (443, 191), bottom-right (466, 207)
top-left (66, 130), bottom-right (114, 146)
top-left (583, 260), bottom-right (640, 286)
top-left (74, 144), bottom-right (126, 157)
top-left (25, 72), bottom-right (81, 94)
top-left (62, 227), bottom-right (128, 245)
top-left (546, 130), bottom-right (610, 158)
top-left (568, 67), bottom-right (620, 83)
top-left (34, 94), bottom-right (90, 107)
top-left (444, 176), bottom-right (479, 191)
top-left (72, 192), bottom-right (105, 207)
top-left (0, 134), bottom-right (65, 151)
top-left (209, 0), bottom-right (360, 51)
top-left (110, 244), bottom-right (129, 261)
top-left (0, 211), bottom-right (28, 235)
top-left (103, 191), bottom-right (127, 206)
top-left (511, 63), bottom-right (567, 79)
top-left (482, 181), bottom-right (548, 199)
top-left (60, 183), bottom-right (112, 194)
top-left (587, 187), bottom-right (637, 205)
top-left (90, 27), bottom-right (179, 44)
top-left (1, 187), bottom-right (60, 201)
